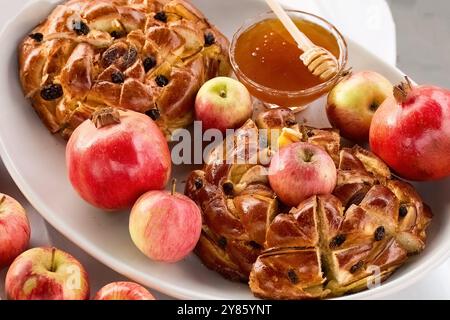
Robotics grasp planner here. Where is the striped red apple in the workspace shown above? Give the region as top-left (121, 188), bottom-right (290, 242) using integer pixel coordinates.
top-left (5, 247), bottom-right (90, 300)
top-left (94, 282), bottom-right (155, 300)
top-left (129, 180), bottom-right (202, 263)
top-left (268, 142), bottom-right (337, 207)
top-left (0, 193), bottom-right (30, 269)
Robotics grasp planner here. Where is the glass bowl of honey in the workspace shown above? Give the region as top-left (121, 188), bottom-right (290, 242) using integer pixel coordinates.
top-left (230, 10), bottom-right (348, 111)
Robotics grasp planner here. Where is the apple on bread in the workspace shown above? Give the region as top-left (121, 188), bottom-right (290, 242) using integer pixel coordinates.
top-left (185, 108), bottom-right (432, 299)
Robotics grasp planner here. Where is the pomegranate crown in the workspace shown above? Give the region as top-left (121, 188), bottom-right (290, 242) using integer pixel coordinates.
top-left (393, 76), bottom-right (414, 103)
top-left (91, 107), bottom-right (121, 128)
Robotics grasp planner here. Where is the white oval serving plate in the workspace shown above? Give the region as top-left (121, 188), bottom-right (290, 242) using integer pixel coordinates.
top-left (0, 0), bottom-right (449, 300)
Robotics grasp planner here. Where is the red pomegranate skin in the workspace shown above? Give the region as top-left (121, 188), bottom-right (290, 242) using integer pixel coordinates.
top-left (66, 110), bottom-right (172, 210)
top-left (370, 85), bottom-right (450, 181)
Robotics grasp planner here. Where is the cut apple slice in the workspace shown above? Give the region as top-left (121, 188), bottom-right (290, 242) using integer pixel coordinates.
top-left (277, 127), bottom-right (303, 149)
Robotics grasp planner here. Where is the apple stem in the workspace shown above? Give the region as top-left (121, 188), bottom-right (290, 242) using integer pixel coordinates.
top-left (0, 195), bottom-right (5, 207)
top-left (171, 178), bottom-right (177, 196)
top-left (341, 68), bottom-right (353, 78)
top-left (335, 68), bottom-right (353, 84)
top-left (393, 76), bottom-right (414, 104)
top-left (303, 149), bottom-right (314, 163)
top-left (219, 90), bottom-right (227, 98)
top-left (369, 102), bottom-right (380, 112)
top-left (50, 247), bottom-right (57, 272)
top-left (91, 107), bottom-right (121, 128)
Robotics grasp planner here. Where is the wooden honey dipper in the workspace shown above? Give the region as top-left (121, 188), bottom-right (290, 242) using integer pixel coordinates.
top-left (265, 0), bottom-right (339, 81)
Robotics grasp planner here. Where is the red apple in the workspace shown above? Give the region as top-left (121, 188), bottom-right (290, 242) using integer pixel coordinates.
top-left (195, 77), bottom-right (253, 133)
top-left (94, 282), bottom-right (155, 300)
top-left (327, 71), bottom-right (393, 141)
top-left (66, 108), bottom-right (171, 210)
top-left (370, 79), bottom-right (450, 181)
top-left (269, 142), bottom-right (337, 207)
top-left (0, 194), bottom-right (30, 269)
top-left (129, 180), bottom-right (202, 263)
top-left (5, 247), bottom-right (90, 300)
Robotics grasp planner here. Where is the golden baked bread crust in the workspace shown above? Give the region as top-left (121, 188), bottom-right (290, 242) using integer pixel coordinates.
top-left (185, 108), bottom-right (432, 299)
top-left (19, 0), bottom-right (231, 139)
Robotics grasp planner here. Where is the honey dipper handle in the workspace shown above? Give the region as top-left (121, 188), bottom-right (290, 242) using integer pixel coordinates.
top-left (265, 0), bottom-right (315, 50)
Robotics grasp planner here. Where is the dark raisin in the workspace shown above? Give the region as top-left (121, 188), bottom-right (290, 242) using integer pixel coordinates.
top-left (194, 178), bottom-right (203, 190)
top-left (222, 182), bottom-right (234, 195)
top-left (204, 32), bottom-right (215, 46)
top-left (143, 56), bottom-right (157, 72)
top-left (217, 237), bottom-right (227, 249)
top-left (287, 269), bottom-right (299, 284)
top-left (111, 71), bottom-right (125, 84)
top-left (345, 192), bottom-right (367, 211)
top-left (399, 204), bottom-right (408, 218)
top-left (29, 33), bottom-right (43, 42)
top-left (40, 84), bottom-right (63, 101)
top-left (154, 11), bottom-right (167, 23)
top-left (374, 226), bottom-right (385, 241)
top-left (285, 119), bottom-right (297, 126)
top-left (72, 20), bottom-right (90, 36)
top-left (121, 47), bottom-right (138, 69)
top-left (350, 261), bottom-right (364, 274)
top-left (146, 108), bottom-right (160, 121)
top-left (155, 75), bottom-right (169, 87)
top-left (110, 30), bottom-right (124, 39)
top-left (248, 241), bottom-right (262, 250)
top-left (329, 234), bottom-right (346, 249)
top-left (306, 130), bottom-right (315, 138)
top-left (102, 45), bottom-right (128, 68)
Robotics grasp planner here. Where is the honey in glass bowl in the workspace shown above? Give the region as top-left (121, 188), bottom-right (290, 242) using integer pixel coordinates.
top-left (230, 11), bottom-right (348, 111)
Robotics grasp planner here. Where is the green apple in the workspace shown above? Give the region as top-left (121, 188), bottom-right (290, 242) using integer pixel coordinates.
top-left (326, 71), bottom-right (393, 142)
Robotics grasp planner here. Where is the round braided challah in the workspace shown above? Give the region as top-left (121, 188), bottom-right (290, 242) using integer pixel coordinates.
top-left (185, 108), bottom-right (432, 299)
top-left (19, 0), bottom-right (231, 139)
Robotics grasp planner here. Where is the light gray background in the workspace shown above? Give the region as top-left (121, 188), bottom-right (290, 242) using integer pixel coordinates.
top-left (387, 0), bottom-right (450, 86)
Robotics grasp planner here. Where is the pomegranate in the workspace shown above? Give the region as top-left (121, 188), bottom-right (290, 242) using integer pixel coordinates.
top-left (66, 108), bottom-right (171, 210)
top-left (129, 180), bottom-right (202, 263)
top-left (370, 78), bottom-right (450, 181)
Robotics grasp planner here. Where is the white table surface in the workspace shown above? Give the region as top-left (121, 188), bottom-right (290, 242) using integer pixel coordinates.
top-left (1, 0), bottom-right (449, 300)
